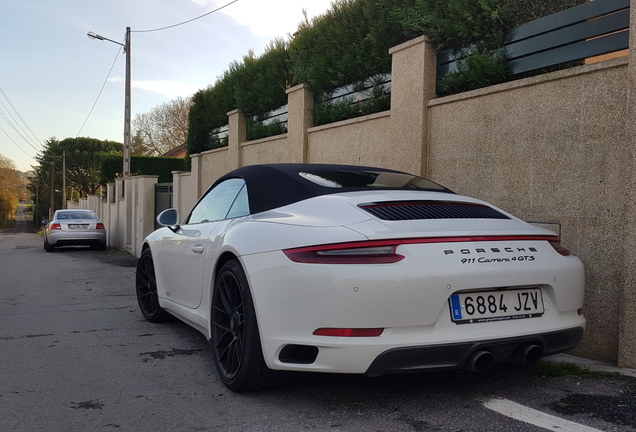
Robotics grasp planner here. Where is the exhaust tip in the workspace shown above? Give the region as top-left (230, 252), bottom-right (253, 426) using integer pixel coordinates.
top-left (512, 344), bottom-right (543, 367)
top-left (464, 350), bottom-right (495, 373)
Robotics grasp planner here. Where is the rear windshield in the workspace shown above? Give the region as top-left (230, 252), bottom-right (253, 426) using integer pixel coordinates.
top-left (299, 170), bottom-right (449, 191)
top-left (56, 212), bottom-right (97, 220)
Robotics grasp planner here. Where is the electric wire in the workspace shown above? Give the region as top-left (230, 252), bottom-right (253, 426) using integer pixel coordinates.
top-left (75, 1), bottom-right (237, 141)
top-left (76, 45), bottom-right (123, 138)
top-left (24, 0), bottom-right (238, 174)
top-left (0, 84), bottom-right (42, 148)
top-left (0, 123), bottom-right (36, 159)
top-left (133, 0), bottom-right (238, 33)
top-left (0, 84), bottom-right (42, 153)
top-left (0, 106), bottom-right (41, 153)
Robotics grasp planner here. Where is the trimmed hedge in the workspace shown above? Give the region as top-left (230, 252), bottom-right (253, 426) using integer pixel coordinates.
top-left (100, 154), bottom-right (186, 184)
top-left (187, 0), bottom-right (588, 154)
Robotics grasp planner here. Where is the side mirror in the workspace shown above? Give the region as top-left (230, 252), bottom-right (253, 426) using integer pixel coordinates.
top-left (41, 219), bottom-right (49, 226)
top-left (157, 208), bottom-right (180, 232)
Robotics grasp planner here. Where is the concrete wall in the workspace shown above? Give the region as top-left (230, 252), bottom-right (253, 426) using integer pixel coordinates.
top-left (71, 7), bottom-right (636, 368)
top-left (429, 58), bottom-right (630, 364)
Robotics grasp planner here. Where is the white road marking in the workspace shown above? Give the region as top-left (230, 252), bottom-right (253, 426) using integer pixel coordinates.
top-left (483, 398), bottom-right (603, 432)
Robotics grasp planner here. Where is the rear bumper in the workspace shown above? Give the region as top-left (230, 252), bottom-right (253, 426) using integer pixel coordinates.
top-left (48, 231), bottom-right (106, 247)
top-left (365, 326), bottom-right (584, 375)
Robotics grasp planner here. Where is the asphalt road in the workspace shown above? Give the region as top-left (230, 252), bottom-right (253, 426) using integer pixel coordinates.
top-left (1, 205), bottom-right (635, 431)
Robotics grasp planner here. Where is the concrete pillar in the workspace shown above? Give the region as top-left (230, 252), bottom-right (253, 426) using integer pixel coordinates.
top-left (190, 153), bottom-right (203, 202)
top-left (388, 35), bottom-right (437, 177)
top-left (227, 109), bottom-right (246, 169)
top-left (617, 0), bottom-right (636, 368)
top-left (286, 84), bottom-right (313, 163)
top-left (171, 171), bottom-right (188, 219)
top-left (124, 178), bottom-right (133, 253)
top-left (105, 183), bottom-right (115, 247)
top-left (114, 178), bottom-right (125, 250)
top-left (132, 176), bottom-right (158, 257)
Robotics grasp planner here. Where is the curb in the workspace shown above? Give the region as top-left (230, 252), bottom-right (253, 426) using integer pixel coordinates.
top-left (544, 353), bottom-right (636, 378)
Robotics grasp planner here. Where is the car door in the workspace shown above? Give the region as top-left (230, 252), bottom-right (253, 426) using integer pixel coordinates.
top-left (155, 178), bottom-right (249, 309)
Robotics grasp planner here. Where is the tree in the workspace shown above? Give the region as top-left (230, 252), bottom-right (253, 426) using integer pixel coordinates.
top-left (31, 137), bottom-right (122, 215)
top-left (132, 96), bottom-right (192, 156)
top-left (0, 155), bottom-right (25, 223)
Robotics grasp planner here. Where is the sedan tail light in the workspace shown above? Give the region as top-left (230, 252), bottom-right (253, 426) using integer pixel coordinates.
top-left (284, 240), bottom-right (404, 264)
top-left (50, 223), bottom-right (62, 230)
top-left (96, 223), bottom-right (105, 230)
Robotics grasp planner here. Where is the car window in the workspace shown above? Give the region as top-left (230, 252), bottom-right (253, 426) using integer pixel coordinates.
top-left (226, 183), bottom-right (249, 219)
top-left (56, 211), bottom-right (97, 220)
top-left (187, 178), bottom-right (249, 224)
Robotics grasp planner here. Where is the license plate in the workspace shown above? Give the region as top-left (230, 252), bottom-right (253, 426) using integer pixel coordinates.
top-left (449, 288), bottom-right (544, 324)
top-left (69, 224), bottom-right (88, 229)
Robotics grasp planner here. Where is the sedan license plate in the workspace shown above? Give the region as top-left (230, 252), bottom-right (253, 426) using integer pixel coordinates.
top-left (69, 224), bottom-right (89, 229)
top-left (449, 288), bottom-right (544, 324)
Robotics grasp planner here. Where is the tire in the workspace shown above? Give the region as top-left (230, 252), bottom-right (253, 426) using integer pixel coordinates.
top-left (135, 248), bottom-right (170, 323)
top-left (211, 259), bottom-right (290, 392)
top-left (44, 237), bottom-right (54, 252)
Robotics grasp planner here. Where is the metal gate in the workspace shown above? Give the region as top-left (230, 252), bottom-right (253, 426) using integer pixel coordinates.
top-left (154, 183), bottom-right (173, 229)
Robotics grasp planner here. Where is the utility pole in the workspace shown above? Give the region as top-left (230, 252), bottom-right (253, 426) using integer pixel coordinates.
top-left (62, 151), bottom-right (66, 208)
top-left (87, 27), bottom-right (132, 178)
top-left (124, 26), bottom-right (131, 178)
top-left (49, 161), bottom-right (55, 220)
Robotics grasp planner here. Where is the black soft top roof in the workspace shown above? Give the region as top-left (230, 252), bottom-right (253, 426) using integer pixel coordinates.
top-left (211, 163), bottom-right (452, 215)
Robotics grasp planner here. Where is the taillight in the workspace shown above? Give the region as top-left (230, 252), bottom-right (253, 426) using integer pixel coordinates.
top-left (96, 223), bottom-right (105, 230)
top-left (549, 240), bottom-right (571, 256)
top-left (284, 240), bottom-right (404, 264)
top-left (313, 328), bottom-right (384, 337)
top-left (50, 223), bottom-right (62, 230)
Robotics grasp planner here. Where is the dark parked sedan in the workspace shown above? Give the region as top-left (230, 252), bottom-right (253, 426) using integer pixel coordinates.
top-left (43, 209), bottom-right (106, 252)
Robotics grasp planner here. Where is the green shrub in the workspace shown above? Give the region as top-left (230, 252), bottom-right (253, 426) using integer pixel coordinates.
top-left (437, 49), bottom-right (510, 95)
top-left (246, 121), bottom-right (287, 141)
top-left (314, 79), bottom-right (391, 126)
top-left (187, 40), bottom-right (291, 155)
top-left (289, 0), bottom-right (415, 95)
top-left (100, 154), bottom-right (186, 184)
top-left (186, 0), bottom-right (590, 147)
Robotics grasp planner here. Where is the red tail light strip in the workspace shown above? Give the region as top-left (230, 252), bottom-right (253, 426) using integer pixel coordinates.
top-left (284, 235), bottom-right (569, 264)
top-left (314, 328), bottom-right (384, 337)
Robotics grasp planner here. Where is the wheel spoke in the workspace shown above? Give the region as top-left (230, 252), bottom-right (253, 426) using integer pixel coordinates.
top-left (219, 278), bottom-right (235, 316)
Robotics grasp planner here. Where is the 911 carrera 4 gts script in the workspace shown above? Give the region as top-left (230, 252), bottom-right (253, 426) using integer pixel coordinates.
top-left (461, 255), bottom-right (536, 264)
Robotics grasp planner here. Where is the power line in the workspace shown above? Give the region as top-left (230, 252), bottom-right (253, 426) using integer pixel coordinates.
top-left (0, 108), bottom-right (40, 153)
top-left (133, 0), bottom-right (238, 33)
top-left (76, 45), bottom-right (123, 137)
top-left (0, 84), bottom-right (42, 152)
top-left (0, 123), bottom-right (36, 159)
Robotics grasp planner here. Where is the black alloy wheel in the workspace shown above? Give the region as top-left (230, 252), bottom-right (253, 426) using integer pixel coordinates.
top-left (211, 259), bottom-right (287, 392)
top-left (135, 248), bottom-right (170, 323)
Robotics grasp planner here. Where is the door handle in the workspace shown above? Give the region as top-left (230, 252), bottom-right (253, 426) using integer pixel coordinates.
top-left (191, 245), bottom-right (204, 254)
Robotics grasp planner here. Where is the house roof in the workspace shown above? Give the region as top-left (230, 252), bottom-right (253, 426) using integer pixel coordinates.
top-left (163, 143), bottom-right (187, 157)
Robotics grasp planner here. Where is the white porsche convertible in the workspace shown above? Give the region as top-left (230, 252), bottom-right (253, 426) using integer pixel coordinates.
top-left (136, 163), bottom-right (585, 392)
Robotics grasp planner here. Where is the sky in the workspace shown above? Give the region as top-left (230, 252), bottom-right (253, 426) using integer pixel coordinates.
top-left (0, 0), bottom-right (335, 172)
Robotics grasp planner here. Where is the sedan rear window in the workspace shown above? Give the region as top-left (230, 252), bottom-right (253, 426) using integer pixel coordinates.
top-left (56, 211), bottom-right (97, 220)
